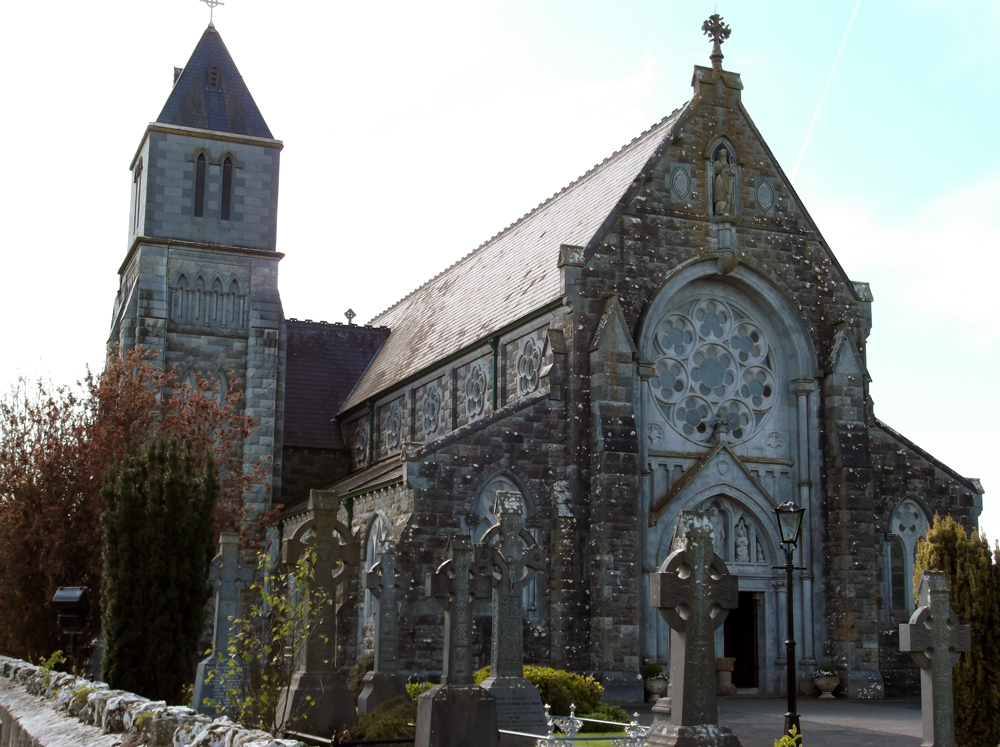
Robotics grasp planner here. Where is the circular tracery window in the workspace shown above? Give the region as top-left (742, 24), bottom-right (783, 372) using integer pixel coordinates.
top-left (649, 298), bottom-right (777, 444)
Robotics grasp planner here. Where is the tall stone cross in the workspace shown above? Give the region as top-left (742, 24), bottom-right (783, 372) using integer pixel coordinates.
top-left (365, 540), bottom-right (406, 674)
top-left (477, 490), bottom-right (548, 745)
top-left (646, 511), bottom-right (740, 747)
top-left (477, 491), bottom-right (546, 678)
top-left (900, 570), bottom-right (971, 747)
top-left (278, 490), bottom-right (361, 734)
top-left (193, 532), bottom-right (253, 715)
top-left (209, 532), bottom-right (253, 652)
top-left (358, 540), bottom-right (413, 713)
top-left (426, 536), bottom-right (491, 685)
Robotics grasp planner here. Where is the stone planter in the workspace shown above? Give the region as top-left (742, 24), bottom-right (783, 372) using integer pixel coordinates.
top-left (815, 674), bottom-right (839, 698)
top-left (644, 677), bottom-right (668, 701)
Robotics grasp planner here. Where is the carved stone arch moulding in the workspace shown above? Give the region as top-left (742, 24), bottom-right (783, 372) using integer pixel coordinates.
top-left (218, 150), bottom-right (242, 169)
top-left (658, 486), bottom-right (778, 569)
top-left (465, 470), bottom-right (536, 542)
top-left (638, 259), bottom-right (817, 391)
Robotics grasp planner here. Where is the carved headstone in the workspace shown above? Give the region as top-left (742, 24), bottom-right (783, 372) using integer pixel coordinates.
top-left (193, 533), bottom-right (253, 715)
top-left (646, 511), bottom-right (741, 747)
top-left (477, 491), bottom-right (548, 746)
top-left (900, 571), bottom-right (971, 747)
top-left (358, 540), bottom-right (410, 713)
top-left (416, 536), bottom-right (497, 747)
top-left (277, 490), bottom-right (360, 735)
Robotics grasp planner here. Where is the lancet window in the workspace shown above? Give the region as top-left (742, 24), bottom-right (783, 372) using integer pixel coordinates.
top-left (221, 156), bottom-right (233, 221)
top-left (194, 153), bottom-right (207, 218)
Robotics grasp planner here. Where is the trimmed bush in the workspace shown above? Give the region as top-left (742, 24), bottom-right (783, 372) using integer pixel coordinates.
top-left (474, 665), bottom-right (604, 716)
top-left (578, 702), bottom-right (629, 733)
top-left (406, 680), bottom-right (435, 700)
top-left (349, 697), bottom-right (417, 741)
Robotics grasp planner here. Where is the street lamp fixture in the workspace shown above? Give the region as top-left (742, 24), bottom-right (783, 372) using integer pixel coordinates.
top-left (773, 501), bottom-right (806, 738)
top-left (52, 587), bottom-right (90, 673)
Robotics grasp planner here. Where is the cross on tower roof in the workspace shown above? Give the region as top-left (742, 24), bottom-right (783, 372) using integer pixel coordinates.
top-left (201, 0), bottom-right (225, 27)
top-left (702, 14), bottom-right (732, 71)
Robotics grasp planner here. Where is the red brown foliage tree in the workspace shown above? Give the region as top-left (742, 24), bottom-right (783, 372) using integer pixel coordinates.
top-left (0, 346), bottom-right (277, 664)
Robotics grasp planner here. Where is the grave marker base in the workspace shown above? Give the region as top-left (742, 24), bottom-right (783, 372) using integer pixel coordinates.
top-left (415, 684), bottom-right (498, 747)
top-left (277, 671), bottom-right (357, 736)
top-left (644, 697), bottom-right (741, 747)
top-left (357, 671), bottom-right (409, 714)
top-left (482, 676), bottom-right (548, 747)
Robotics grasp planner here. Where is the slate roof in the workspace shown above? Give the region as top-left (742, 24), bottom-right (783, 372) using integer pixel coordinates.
top-left (156, 25), bottom-right (273, 139)
top-left (342, 106), bottom-right (687, 411)
top-left (284, 321), bottom-right (389, 449)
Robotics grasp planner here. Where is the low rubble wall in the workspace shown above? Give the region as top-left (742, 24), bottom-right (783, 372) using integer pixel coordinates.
top-left (0, 657), bottom-right (303, 747)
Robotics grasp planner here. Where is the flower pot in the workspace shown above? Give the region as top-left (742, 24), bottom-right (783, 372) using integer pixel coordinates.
top-left (645, 677), bottom-right (668, 701)
top-left (815, 674), bottom-right (839, 698)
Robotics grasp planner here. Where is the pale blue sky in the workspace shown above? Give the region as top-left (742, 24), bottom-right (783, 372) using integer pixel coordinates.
top-left (1, 1), bottom-right (996, 536)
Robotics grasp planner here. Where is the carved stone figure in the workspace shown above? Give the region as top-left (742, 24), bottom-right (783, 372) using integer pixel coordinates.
top-left (735, 521), bottom-right (750, 563)
top-left (713, 147), bottom-right (737, 216)
top-left (708, 505), bottom-right (726, 557)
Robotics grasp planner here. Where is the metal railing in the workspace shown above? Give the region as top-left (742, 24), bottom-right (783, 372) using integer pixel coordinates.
top-left (498, 703), bottom-right (649, 747)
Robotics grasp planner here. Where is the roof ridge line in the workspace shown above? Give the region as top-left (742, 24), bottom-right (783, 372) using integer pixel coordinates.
top-left (366, 106), bottom-right (687, 324)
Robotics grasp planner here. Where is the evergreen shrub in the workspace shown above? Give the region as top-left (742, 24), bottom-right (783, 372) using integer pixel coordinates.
top-left (100, 437), bottom-right (216, 704)
top-left (913, 514), bottom-right (1000, 747)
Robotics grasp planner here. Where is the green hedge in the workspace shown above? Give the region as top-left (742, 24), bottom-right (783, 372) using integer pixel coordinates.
top-left (474, 665), bottom-right (603, 716)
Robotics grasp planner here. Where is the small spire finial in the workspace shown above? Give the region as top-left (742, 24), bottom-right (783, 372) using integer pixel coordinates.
top-left (345, 309), bottom-right (356, 325)
top-left (201, 0), bottom-right (224, 27)
top-left (702, 13), bottom-right (732, 71)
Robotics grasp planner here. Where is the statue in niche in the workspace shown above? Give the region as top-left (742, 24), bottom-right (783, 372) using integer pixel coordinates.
top-left (708, 505), bottom-right (726, 556)
top-left (735, 521), bottom-right (750, 563)
top-left (713, 147), bottom-right (737, 216)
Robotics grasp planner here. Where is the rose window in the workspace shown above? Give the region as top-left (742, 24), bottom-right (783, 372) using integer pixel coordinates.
top-left (650, 298), bottom-right (778, 444)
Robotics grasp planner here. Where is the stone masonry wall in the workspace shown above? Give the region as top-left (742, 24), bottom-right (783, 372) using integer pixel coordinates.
top-left (0, 657), bottom-right (300, 747)
top-left (568, 66), bottom-right (876, 695)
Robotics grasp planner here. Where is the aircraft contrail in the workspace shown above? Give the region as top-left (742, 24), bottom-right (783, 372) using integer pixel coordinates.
top-left (790, 0), bottom-right (864, 182)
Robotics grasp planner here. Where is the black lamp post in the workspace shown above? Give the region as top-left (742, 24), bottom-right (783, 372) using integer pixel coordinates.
top-left (773, 501), bottom-right (806, 736)
top-left (52, 587), bottom-right (90, 674)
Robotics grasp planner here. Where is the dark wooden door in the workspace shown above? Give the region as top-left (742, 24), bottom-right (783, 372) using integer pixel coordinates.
top-left (723, 591), bottom-right (759, 688)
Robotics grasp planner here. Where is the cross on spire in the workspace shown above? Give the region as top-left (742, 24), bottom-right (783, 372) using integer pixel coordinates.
top-left (201, 0), bottom-right (225, 27)
top-left (702, 14), bottom-right (732, 71)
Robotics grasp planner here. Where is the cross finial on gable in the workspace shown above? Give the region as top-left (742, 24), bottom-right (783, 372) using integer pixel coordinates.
top-left (702, 14), bottom-right (732, 71)
top-left (201, 0), bottom-right (225, 27)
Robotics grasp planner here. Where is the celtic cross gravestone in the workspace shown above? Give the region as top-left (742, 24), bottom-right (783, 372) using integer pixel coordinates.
top-left (193, 532), bottom-right (253, 715)
top-left (900, 570), bottom-right (971, 747)
top-left (415, 536), bottom-right (497, 747)
top-left (477, 490), bottom-right (548, 746)
top-left (646, 510), bottom-right (741, 747)
top-left (277, 490), bottom-right (360, 735)
top-left (358, 540), bottom-right (411, 713)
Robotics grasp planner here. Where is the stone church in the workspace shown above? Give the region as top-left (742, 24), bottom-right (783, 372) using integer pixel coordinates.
top-left (108, 21), bottom-right (984, 700)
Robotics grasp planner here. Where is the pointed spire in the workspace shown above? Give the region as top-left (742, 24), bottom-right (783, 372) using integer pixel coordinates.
top-left (156, 26), bottom-right (273, 139)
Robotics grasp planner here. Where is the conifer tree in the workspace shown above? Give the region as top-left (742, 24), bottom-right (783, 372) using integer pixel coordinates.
top-left (913, 514), bottom-right (1000, 747)
top-left (101, 437), bottom-right (217, 704)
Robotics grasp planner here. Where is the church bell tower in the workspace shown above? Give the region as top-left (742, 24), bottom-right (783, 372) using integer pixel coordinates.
top-left (109, 24), bottom-right (285, 509)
